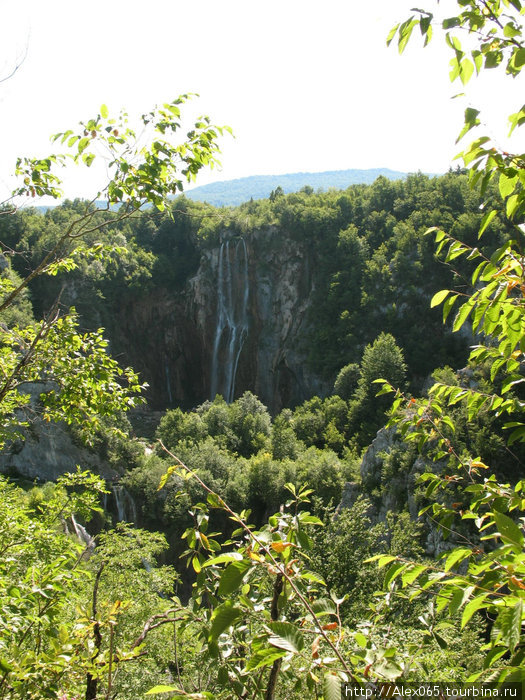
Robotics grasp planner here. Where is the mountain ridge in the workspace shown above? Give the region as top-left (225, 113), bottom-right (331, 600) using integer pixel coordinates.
top-left (184, 167), bottom-right (424, 206)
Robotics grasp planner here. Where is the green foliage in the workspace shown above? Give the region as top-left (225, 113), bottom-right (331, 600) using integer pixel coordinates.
top-left (0, 311), bottom-right (145, 448)
top-left (370, 0), bottom-right (525, 685)
top-left (0, 261), bottom-right (34, 328)
top-left (288, 395), bottom-right (348, 454)
top-left (348, 333), bottom-right (407, 449)
top-left (0, 98), bottom-right (230, 697)
top-left (333, 362), bottom-right (360, 400)
top-left (152, 455), bottom-right (364, 698)
top-left (311, 501), bottom-right (425, 625)
top-left (12, 98), bottom-right (228, 208)
top-left (5, 5), bottom-right (525, 695)
top-left (270, 409), bottom-right (301, 460)
top-left (0, 471), bottom-right (193, 699)
top-left (0, 472), bottom-right (102, 699)
top-left (159, 391), bottom-right (271, 458)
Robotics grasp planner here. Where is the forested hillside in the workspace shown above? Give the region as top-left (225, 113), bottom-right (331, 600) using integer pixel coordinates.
top-left (184, 168), bottom-right (410, 206)
top-left (1, 169), bottom-right (504, 412)
top-left (0, 0), bottom-right (525, 698)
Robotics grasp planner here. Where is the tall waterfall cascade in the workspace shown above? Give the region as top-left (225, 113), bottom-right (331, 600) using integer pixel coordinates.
top-left (210, 239), bottom-right (250, 402)
top-left (111, 483), bottom-right (138, 524)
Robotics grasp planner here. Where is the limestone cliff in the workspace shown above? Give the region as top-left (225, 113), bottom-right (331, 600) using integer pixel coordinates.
top-left (113, 227), bottom-right (329, 412)
top-left (341, 425), bottom-right (467, 557)
top-left (0, 384), bottom-right (115, 482)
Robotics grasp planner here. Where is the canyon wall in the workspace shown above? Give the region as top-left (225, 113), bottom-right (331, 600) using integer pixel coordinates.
top-left (115, 227), bottom-right (329, 413)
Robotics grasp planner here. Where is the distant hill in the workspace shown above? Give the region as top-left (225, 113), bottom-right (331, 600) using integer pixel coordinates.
top-left (34, 168), bottom-right (432, 213)
top-left (184, 168), bottom-right (414, 207)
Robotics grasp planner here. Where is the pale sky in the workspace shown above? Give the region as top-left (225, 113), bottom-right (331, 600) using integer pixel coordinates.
top-left (0, 0), bottom-right (522, 202)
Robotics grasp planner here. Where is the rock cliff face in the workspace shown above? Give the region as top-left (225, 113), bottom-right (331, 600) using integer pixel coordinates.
top-left (0, 384), bottom-right (115, 482)
top-left (341, 426), bottom-right (466, 557)
top-left (114, 227), bottom-right (329, 413)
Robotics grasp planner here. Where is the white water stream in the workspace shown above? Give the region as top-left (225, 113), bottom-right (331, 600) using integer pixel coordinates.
top-left (112, 483), bottom-right (138, 524)
top-left (210, 239), bottom-right (250, 402)
top-left (70, 513), bottom-right (95, 554)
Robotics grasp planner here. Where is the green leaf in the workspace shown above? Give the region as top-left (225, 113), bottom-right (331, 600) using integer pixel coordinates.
top-left (384, 562), bottom-right (407, 588)
top-left (462, 595), bottom-right (489, 628)
top-left (209, 601), bottom-right (241, 641)
top-left (158, 465), bottom-right (176, 491)
top-left (401, 564), bottom-right (428, 586)
top-left (433, 631), bottom-right (449, 649)
top-left (202, 552), bottom-right (243, 568)
top-left (443, 547), bottom-right (472, 572)
top-left (323, 672), bottom-right (342, 700)
top-left (386, 23), bottom-right (400, 47)
top-left (246, 647), bottom-right (287, 670)
top-left (478, 209), bottom-right (497, 238)
top-left (506, 193), bottom-right (520, 219)
top-left (299, 570), bottom-right (326, 585)
top-left (77, 137), bottom-right (90, 153)
top-left (354, 632), bottom-right (368, 648)
top-left (218, 560), bottom-right (251, 596)
top-left (442, 294), bottom-right (459, 322)
top-left (0, 658), bottom-right (13, 673)
top-left (299, 514), bottom-right (324, 525)
top-left (497, 600), bottom-right (523, 652)
top-left (511, 48), bottom-right (525, 69)
top-left (507, 425), bottom-right (525, 446)
top-left (459, 57), bottom-right (474, 85)
top-left (499, 172), bottom-right (519, 199)
top-left (449, 585), bottom-right (475, 616)
top-left (310, 597), bottom-right (336, 616)
top-left (457, 107), bottom-right (480, 142)
top-left (504, 22), bottom-right (521, 39)
top-left (453, 299), bottom-right (474, 332)
top-left (493, 511), bottom-right (524, 550)
top-left (431, 289), bottom-right (451, 308)
top-left (267, 621), bottom-right (305, 653)
top-left (100, 104), bottom-right (109, 118)
top-left (442, 17), bottom-right (460, 29)
top-left (374, 554), bottom-right (397, 569)
top-left (398, 17), bottom-right (417, 53)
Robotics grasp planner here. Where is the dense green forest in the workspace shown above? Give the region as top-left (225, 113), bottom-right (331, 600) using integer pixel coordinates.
top-left (2, 167), bottom-right (505, 409)
top-left (1, 1), bottom-right (525, 698)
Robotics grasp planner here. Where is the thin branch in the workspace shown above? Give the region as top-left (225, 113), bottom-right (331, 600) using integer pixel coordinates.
top-left (265, 573), bottom-right (284, 700)
top-left (85, 561), bottom-right (106, 700)
top-left (131, 610), bottom-right (188, 650)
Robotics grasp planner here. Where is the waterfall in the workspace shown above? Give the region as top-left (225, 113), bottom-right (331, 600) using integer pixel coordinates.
top-left (210, 238), bottom-right (250, 402)
top-left (112, 483), bottom-right (138, 524)
top-left (106, 485), bottom-right (152, 574)
top-left (70, 514), bottom-right (95, 554)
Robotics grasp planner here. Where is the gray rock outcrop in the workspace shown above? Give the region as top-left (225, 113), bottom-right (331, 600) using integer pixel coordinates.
top-left (0, 383), bottom-right (115, 482)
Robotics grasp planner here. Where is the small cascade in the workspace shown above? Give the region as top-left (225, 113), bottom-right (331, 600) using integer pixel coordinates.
top-left (112, 483), bottom-right (138, 524)
top-left (70, 514), bottom-right (95, 555)
top-left (105, 484), bottom-right (152, 575)
top-left (210, 238), bottom-right (250, 402)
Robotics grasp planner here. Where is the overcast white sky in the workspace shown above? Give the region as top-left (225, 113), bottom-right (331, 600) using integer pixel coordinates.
top-left (0, 0), bottom-right (522, 201)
